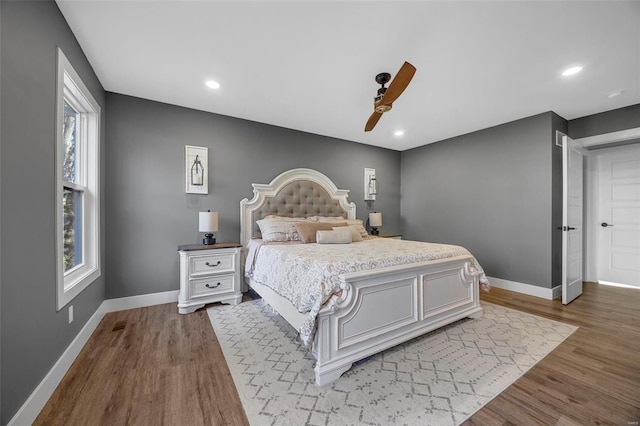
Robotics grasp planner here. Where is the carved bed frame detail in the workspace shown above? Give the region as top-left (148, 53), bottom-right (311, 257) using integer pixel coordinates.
top-left (240, 168), bottom-right (483, 385)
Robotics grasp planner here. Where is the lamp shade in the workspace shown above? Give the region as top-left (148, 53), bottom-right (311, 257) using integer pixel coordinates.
top-left (368, 175), bottom-right (378, 195)
top-left (369, 212), bottom-right (382, 227)
top-left (199, 211), bottom-right (218, 233)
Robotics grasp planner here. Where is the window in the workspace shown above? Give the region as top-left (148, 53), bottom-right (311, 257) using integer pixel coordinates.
top-left (56, 48), bottom-right (101, 310)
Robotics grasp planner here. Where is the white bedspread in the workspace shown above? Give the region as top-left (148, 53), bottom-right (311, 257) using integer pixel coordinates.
top-left (245, 238), bottom-right (490, 346)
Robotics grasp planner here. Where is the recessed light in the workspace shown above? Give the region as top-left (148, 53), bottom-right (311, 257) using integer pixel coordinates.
top-left (607, 90), bottom-right (623, 99)
top-left (205, 80), bottom-right (221, 89)
top-left (562, 66), bottom-right (583, 77)
top-left (394, 130), bottom-right (405, 136)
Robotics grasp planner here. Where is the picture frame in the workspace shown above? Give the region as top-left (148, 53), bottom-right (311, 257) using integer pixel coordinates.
top-left (185, 145), bottom-right (208, 194)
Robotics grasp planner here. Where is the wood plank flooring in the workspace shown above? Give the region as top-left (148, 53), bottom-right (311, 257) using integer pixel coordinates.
top-left (35, 282), bottom-right (640, 425)
top-left (34, 302), bottom-right (248, 426)
top-left (467, 282), bottom-right (640, 426)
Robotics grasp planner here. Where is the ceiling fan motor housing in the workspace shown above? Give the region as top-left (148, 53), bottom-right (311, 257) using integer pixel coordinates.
top-left (375, 72), bottom-right (391, 86)
top-left (374, 72), bottom-right (392, 109)
top-left (374, 86), bottom-right (387, 103)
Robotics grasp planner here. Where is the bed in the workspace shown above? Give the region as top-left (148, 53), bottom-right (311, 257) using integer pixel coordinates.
top-left (240, 168), bottom-right (487, 386)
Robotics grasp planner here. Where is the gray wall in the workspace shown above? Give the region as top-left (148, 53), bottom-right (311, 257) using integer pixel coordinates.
top-left (401, 112), bottom-right (561, 288)
top-left (568, 103), bottom-right (640, 139)
top-left (105, 93), bottom-right (401, 299)
top-left (0, 1), bottom-right (3, 419)
top-left (0, 1), bottom-right (106, 423)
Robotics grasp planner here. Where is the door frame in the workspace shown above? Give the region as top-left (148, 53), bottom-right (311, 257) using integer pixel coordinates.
top-left (576, 127), bottom-right (640, 149)
top-left (584, 142), bottom-right (640, 283)
top-left (574, 127), bottom-right (640, 283)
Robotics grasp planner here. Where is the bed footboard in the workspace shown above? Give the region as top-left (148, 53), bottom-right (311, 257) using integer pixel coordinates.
top-left (313, 254), bottom-right (482, 386)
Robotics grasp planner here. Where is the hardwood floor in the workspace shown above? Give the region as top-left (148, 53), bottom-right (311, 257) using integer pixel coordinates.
top-left (35, 283), bottom-right (639, 425)
top-left (34, 303), bottom-right (249, 426)
top-left (468, 282), bottom-right (640, 426)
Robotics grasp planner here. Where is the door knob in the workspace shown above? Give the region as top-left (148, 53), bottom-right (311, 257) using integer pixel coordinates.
top-left (601, 222), bottom-right (614, 227)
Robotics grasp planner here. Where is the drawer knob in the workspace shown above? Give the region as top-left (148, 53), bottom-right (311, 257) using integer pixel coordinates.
top-left (205, 261), bottom-right (221, 268)
top-left (205, 282), bottom-right (221, 289)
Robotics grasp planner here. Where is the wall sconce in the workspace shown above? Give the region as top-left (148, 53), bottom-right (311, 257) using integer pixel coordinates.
top-left (199, 210), bottom-right (218, 245)
top-left (191, 154), bottom-right (204, 186)
top-left (185, 145), bottom-right (208, 194)
top-left (369, 175), bottom-right (378, 195)
top-left (369, 212), bottom-right (382, 235)
top-left (364, 168), bottom-right (378, 201)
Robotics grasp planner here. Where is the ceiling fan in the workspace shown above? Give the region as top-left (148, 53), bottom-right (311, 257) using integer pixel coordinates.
top-left (365, 61), bottom-right (417, 132)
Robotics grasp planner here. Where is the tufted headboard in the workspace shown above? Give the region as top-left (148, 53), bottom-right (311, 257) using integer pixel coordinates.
top-left (240, 168), bottom-right (356, 248)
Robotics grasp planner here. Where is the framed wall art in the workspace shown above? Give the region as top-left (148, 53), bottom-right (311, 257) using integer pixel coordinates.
top-left (185, 145), bottom-right (208, 194)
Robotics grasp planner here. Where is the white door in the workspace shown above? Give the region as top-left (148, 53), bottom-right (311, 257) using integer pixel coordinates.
top-left (562, 135), bottom-right (583, 304)
top-left (597, 144), bottom-right (640, 287)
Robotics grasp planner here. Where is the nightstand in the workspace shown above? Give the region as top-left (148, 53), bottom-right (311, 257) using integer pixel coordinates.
top-left (177, 242), bottom-right (243, 314)
top-left (377, 233), bottom-right (402, 239)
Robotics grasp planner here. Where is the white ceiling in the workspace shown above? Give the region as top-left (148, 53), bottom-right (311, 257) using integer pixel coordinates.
top-left (56, 1), bottom-right (640, 151)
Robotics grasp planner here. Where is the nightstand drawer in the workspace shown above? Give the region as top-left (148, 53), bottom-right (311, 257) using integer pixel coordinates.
top-left (190, 273), bottom-right (235, 297)
top-left (189, 251), bottom-right (236, 277)
top-left (178, 242), bottom-right (242, 314)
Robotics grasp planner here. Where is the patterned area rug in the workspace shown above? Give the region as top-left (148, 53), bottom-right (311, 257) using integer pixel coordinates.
top-left (207, 301), bottom-right (576, 426)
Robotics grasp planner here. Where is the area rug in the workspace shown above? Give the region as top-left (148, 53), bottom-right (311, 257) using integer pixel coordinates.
top-left (207, 301), bottom-right (576, 426)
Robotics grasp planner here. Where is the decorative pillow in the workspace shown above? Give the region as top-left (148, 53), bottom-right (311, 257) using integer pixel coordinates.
top-left (309, 216), bottom-right (346, 222)
top-left (316, 228), bottom-right (352, 244)
top-left (333, 226), bottom-right (363, 242)
top-left (294, 221), bottom-right (347, 243)
top-left (346, 219), bottom-right (368, 238)
top-left (257, 218), bottom-right (307, 242)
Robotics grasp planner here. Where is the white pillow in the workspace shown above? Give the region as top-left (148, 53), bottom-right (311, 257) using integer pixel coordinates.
top-left (310, 216), bottom-right (346, 222)
top-left (333, 226), bottom-right (363, 242)
top-left (316, 228), bottom-right (352, 244)
top-left (311, 217), bottom-right (368, 237)
top-left (257, 218), bottom-right (307, 242)
top-left (346, 219), bottom-right (368, 238)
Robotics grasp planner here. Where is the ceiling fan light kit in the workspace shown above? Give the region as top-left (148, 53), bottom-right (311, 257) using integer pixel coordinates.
top-left (365, 61), bottom-right (416, 132)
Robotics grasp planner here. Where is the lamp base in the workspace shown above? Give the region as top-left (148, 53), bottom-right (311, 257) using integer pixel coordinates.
top-left (371, 227), bottom-right (379, 235)
top-left (203, 233), bottom-right (216, 245)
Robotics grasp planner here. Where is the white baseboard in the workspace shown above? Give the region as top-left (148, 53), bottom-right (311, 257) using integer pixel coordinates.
top-left (488, 276), bottom-right (560, 300)
top-left (551, 285), bottom-right (562, 300)
top-left (100, 289), bottom-right (179, 313)
top-left (7, 307), bottom-right (106, 426)
top-left (8, 290), bottom-right (179, 426)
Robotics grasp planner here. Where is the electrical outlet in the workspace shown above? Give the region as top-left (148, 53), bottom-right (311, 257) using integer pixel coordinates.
top-left (69, 305), bottom-right (74, 324)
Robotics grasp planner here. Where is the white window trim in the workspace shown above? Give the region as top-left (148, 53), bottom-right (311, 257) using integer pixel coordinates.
top-left (56, 48), bottom-right (101, 310)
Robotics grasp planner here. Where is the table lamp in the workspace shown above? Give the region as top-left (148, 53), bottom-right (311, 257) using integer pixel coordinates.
top-left (199, 210), bottom-right (218, 245)
top-left (369, 212), bottom-right (382, 235)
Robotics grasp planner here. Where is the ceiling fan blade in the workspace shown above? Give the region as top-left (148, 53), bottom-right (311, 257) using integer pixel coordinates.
top-left (378, 61), bottom-right (416, 106)
top-left (365, 111), bottom-right (383, 132)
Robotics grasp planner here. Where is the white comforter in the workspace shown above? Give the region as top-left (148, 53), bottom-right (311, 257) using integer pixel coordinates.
top-left (245, 238), bottom-right (490, 346)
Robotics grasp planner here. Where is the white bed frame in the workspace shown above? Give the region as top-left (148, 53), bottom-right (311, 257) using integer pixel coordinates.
top-left (240, 168), bottom-right (483, 386)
